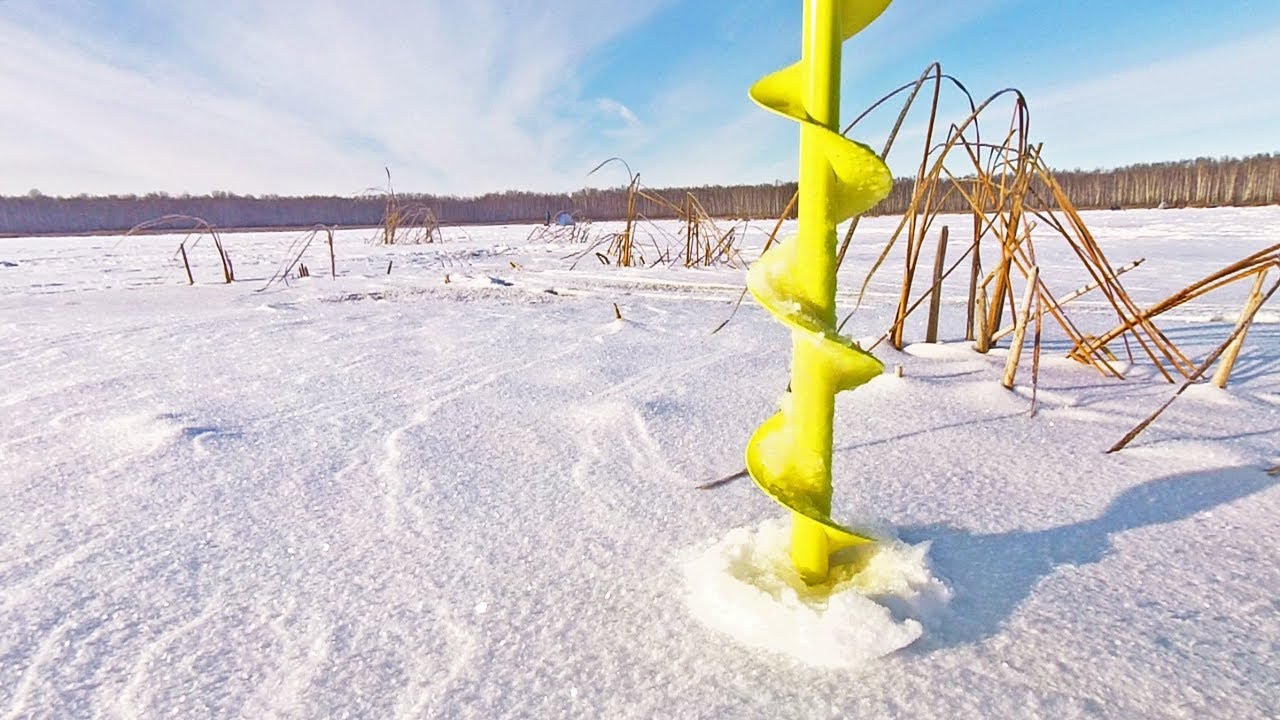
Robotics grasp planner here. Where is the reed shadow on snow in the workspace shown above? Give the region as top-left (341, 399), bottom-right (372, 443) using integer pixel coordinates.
top-left (898, 465), bottom-right (1278, 650)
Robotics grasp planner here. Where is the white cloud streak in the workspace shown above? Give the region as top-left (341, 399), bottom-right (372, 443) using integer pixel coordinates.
top-left (2, 2), bottom-right (1276, 197)
top-left (0, 0), bottom-right (672, 196)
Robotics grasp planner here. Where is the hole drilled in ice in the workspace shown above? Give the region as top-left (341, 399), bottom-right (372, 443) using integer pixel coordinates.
top-left (683, 517), bottom-right (950, 669)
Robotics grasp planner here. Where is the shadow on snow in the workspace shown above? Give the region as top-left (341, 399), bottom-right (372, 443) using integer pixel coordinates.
top-left (899, 465), bottom-right (1277, 651)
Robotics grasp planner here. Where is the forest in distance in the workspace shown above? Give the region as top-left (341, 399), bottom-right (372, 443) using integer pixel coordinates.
top-left (2, 153), bottom-right (1277, 236)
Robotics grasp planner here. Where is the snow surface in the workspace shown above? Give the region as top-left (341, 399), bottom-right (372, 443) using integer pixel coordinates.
top-left (2, 208), bottom-right (1278, 718)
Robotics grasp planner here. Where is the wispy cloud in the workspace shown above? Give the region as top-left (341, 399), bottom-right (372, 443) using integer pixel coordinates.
top-left (2, 1), bottom-right (1277, 197)
top-left (594, 97), bottom-right (642, 140)
top-left (0, 0), bottom-right (674, 196)
top-left (0, 17), bottom-right (369, 196)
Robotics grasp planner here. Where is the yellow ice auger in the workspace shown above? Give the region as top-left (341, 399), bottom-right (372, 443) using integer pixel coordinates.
top-left (745, 0), bottom-right (894, 584)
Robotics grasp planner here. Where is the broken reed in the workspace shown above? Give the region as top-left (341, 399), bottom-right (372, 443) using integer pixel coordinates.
top-left (1075, 244), bottom-right (1280, 364)
top-left (127, 214), bottom-right (234, 285)
top-left (1211, 268), bottom-right (1271, 388)
top-left (1108, 274), bottom-right (1280, 453)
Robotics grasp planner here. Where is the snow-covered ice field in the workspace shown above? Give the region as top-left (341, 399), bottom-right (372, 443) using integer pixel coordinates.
top-left (2, 207), bottom-right (1278, 718)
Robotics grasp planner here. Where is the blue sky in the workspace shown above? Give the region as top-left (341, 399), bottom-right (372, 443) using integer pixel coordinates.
top-left (1, 0), bottom-right (1277, 197)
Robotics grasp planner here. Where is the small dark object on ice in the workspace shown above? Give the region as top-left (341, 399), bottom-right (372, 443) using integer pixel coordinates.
top-left (696, 468), bottom-right (748, 490)
top-left (1268, 464), bottom-right (1280, 477)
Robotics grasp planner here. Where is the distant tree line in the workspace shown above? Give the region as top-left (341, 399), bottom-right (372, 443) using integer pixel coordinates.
top-left (2, 154), bottom-right (1276, 236)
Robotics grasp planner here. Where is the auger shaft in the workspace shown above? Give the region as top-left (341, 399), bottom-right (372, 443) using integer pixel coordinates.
top-left (789, 0), bottom-right (844, 583)
top-left (743, 0), bottom-right (892, 587)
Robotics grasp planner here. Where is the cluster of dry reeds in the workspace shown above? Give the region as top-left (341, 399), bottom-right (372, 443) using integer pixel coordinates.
top-left (703, 64), bottom-right (1277, 479)
top-left (372, 168), bottom-right (443, 245)
top-left (793, 63), bottom-right (1274, 396)
top-left (572, 158), bottom-right (746, 269)
top-left (821, 63), bottom-right (1279, 450)
top-left (714, 62), bottom-right (1276, 429)
top-left (127, 214), bottom-right (235, 285)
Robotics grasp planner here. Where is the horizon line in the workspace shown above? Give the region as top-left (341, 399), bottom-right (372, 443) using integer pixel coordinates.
top-left (9, 151), bottom-right (1278, 201)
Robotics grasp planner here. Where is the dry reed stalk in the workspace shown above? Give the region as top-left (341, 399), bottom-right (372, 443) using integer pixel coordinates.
top-left (925, 225), bottom-right (950, 343)
top-left (982, 126), bottom-right (1030, 343)
top-left (731, 63), bottom-right (1192, 387)
top-left (836, 62), bottom-right (980, 271)
top-left (1211, 268), bottom-right (1270, 388)
top-left (327, 227), bottom-right (336, 279)
top-left (889, 70), bottom-right (948, 349)
top-left (179, 245), bottom-right (193, 285)
top-left (990, 257), bottom-right (1145, 342)
top-left (386, 259), bottom-right (393, 275)
top-left (853, 87), bottom-right (1031, 325)
top-left (966, 220), bottom-right (983, 340)
top-left (684, 194), bottom-right (697, 264)
top-left (1001, 265), bottom-right (1039, 389)
top-left (260, 225), bottom-right (333, 291)
top-left (620, 175), bottom-right (639, 266)
top-left (861, 224), bottom-right (981, 346)
top-left (974, 280), bottom-right (991, 353)
top-left (586, 158), bottom-right (654, 268)
top-left (664, 192), bottom-right (745, 268)
top-left (711, 191), bottom-right (799, 334)
top-left (1079, 243), bottom-right (1280, 360)
top-left (530, 219), bottom-right (593, 246)
top-left (941, 163), bottom-right (1111, 372)
top-left (127, 214), bottom-right (230, 286)
top-left (1108, 276), bottom-right (1280, 453)
top-left (1030, 280), bottom-right (1044, 415)
top-left (696, 468), bottom-right (749, 490)
top-left (855, 127), bottom-right (1040, 350)
top-left (382, 167), bottom-right (399, 245)
top-left (702, 210), bottom-right (744, 268)
top-left (1023, 206), bottom-right (1044, 412)
top-left (372, 168), bottom-right (443, 246)
top-left (960, 167), bottom-right (1137, 378)
top-left (1033, 170), bottom-right (1192, 379)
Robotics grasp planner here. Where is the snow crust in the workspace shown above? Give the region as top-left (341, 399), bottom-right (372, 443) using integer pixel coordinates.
top-left (1, 208), bottom-right (1279, 718)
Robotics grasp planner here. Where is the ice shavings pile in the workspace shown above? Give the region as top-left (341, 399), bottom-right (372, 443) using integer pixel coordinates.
top-left (683, 517), bottom-right (950, 668)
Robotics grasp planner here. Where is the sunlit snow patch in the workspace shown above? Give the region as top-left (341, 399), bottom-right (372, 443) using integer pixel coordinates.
top-left (683, 517), bottom-right (950, 668)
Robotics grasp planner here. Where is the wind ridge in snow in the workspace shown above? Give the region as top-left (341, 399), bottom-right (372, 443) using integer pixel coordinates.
top-left (682, 517), bottom-right (951, 668)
